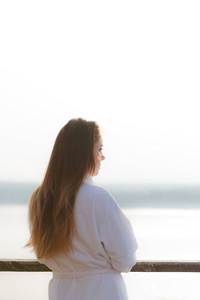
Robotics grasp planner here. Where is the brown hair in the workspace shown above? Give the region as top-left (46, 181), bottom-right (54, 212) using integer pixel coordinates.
top-left (26, 118), bottom-right (100, 259)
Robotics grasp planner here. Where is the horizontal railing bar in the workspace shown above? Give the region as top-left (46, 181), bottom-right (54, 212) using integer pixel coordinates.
top-left (0, 260), bottom-right (200, 272)
top-left (130, 261), bottom-right (200, 273)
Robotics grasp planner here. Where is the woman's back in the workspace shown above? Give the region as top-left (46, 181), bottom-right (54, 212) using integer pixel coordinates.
top-left (40, 177), bottom-right (138, 300)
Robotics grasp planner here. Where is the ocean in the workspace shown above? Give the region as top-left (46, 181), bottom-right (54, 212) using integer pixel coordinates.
top-left (0, 181), bottom-right (200, 300)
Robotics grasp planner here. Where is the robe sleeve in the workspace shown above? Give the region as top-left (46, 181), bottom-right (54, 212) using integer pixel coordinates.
top-left (97, 191), bottom-right (138, 273)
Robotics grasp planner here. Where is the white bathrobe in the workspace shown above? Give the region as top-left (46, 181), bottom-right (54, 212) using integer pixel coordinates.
top-left (40, 177), bottom-right (138, 300)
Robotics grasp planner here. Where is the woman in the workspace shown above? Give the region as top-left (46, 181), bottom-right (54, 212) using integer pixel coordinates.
top-left (26, 118), bottom-right (138, 300)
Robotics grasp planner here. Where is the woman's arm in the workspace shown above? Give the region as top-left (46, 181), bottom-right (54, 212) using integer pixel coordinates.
top-left (97, 191), bottom-right (138, 272)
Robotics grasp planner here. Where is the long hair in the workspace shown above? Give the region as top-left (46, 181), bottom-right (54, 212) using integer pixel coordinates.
top-left (26, 118), bottom-right (100, 259)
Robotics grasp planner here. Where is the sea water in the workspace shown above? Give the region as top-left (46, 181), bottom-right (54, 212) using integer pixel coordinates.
top-left (0, 182), bottom-right (200, 300)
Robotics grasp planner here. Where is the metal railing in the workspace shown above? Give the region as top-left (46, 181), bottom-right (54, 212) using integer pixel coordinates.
top-left (1, 259), bottom-right (200, 273)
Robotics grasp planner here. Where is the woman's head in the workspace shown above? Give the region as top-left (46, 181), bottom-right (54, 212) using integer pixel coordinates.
top-left (47, 118), bottom-right (102, 184)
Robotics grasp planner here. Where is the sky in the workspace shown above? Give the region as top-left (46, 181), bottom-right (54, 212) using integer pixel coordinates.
top-left (0, 0), bottom-right (200, 184)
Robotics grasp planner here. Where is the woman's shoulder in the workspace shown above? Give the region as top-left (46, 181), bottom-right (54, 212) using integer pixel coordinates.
top-left (81, 181), bottom-right (112, 198)
top-left (79, 182), bottom-right (117, 209)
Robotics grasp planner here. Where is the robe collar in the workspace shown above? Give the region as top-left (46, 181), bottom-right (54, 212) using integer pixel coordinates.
top-left (84, 174), bottom-right (94, 185)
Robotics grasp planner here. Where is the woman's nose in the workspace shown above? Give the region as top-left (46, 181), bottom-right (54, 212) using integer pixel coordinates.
top-left (101, 155), bottom-right (105, 161)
